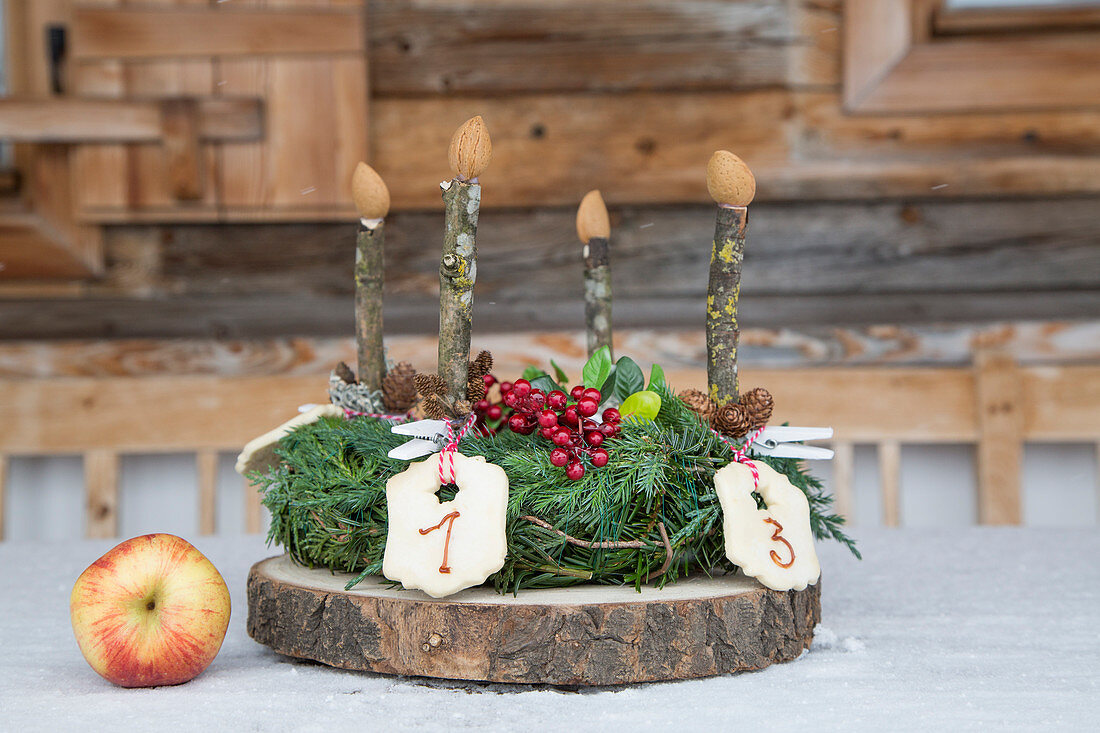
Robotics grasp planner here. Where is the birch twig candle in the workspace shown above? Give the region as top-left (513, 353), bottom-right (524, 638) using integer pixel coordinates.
top-left (576, 190), bottom-right (613, 359)
top-left (704, 151), bottom-right (756, 405)
top-left (438, 116), bottom-right (492, 402)
top-left (351, 161), bottom-right (390, 393)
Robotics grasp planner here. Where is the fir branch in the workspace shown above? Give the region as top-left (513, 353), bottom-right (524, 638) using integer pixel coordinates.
top-left (251, 392), bottom-right (859, 595)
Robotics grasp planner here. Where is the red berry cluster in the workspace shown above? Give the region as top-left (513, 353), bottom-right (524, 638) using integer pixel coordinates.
top-left (472, 374), bottom-right (504, 433)
top-left (500, 380), bottom-right (622, 480)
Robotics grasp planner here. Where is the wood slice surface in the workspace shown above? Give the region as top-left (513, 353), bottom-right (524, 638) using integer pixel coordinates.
top-left (247, 555), bottom-right (821, 686)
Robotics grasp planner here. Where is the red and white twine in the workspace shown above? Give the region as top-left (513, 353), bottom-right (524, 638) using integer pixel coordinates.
top-left (438, 412), bottom-right (480, 485)
top-left (712, 424), bottom-right (768, 489)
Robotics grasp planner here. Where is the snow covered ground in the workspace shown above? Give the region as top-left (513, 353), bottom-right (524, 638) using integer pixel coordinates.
top-left (2, 528), bottom-right (1097, 732)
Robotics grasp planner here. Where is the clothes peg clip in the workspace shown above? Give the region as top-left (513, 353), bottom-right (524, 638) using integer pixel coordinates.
top-left (750, 426), bottom-right (835, 460)
top-left (389, 419), bottom-right (451, 460)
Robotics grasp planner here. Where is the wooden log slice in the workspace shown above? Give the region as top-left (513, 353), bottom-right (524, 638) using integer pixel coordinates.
top-left (247, 554), bottom-right (820, 686)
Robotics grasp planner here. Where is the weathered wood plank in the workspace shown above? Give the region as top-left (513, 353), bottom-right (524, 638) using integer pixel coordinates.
top-left (2, 291), bottom-right (1098, 341)
top-left (878, 440), bottom-right (901, 527)
top-left (974, 352), bottom-right (1023, 525)
top-left (0, 321), bottom-right (1097, 381)
top-left (84, 449), bottom-right (119, 539)
top-left (369, 0), bottom-right (793, 94)
top-left (197, 449), bottom-right (218, 535)
top-left (0, 98), bottom-right (262, 143)
top-left (71, 6), bottom-right (363, 60)
top-left (1021, 366), bottom-right (1100, 442)
top-left (75, 195), bottom-right (1100, 298)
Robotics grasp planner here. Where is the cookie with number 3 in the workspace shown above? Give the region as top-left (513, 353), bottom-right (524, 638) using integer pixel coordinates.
top-left (714, 460), bottom-right (821, 591)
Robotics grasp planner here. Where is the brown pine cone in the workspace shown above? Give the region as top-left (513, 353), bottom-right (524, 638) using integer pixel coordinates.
top-left (740, 387), bottom-right (774, 428)
top-left (471, 350), bottom-right (493, 376)
top-left (466, 350), bottom-right (494, 401)
top-left (381, 361), bottom-right (418, 412)
top-left (420, 395), bottom-right (449, 420)
top-left (679, 389), bottom-right (716, 421)
top-left (713, 402), bottom-right (752, 438)
top-left (414, 372), bottom-right (448, 398)
top-left (334, 361), bottom-right (357, 385)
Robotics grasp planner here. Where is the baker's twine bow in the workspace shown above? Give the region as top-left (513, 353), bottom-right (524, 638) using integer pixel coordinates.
top-left (438, 412), bottom-right (480, 484)
top-left (711, 424), bottom-right (768, 490)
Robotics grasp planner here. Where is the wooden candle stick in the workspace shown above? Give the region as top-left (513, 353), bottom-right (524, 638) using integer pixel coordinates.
top-left (438, 116), bottom-right (492, 403)
top-left (576, 190), bottom-right (613, 359)
top-left (351, 161), bottom-right (391, 393)
top-left (705, 150), bottom-right (756, 405)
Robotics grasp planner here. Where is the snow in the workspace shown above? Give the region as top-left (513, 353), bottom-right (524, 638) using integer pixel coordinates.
top-left (2, 528), bottom-right (1097, 732)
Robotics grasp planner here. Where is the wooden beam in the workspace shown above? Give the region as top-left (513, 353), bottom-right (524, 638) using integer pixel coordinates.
top-left (0, 98), bottom-right (262, 143)
top-left (71, 7), bottom-right (363, 60)
top-left (878, 440), bottom-right (901, 527)
top-left (1, 322), bottom-right (1098, 381)
top-left (161, 98), bottom-right (204, 201)
top-left (369, 0), bottom-right (791, 95)
top-left (832, 441), bottom-right (855, 523)
top-left (973, 351), bottom-right (1023, 525)
top-left (197, 449), bottom-right (218, 536)
top-left (0, 214), bottom-right (96, 280)
top-left (0, 453), bottom-right (7, 541)
top-left (84, 449), bottom-right (119, 539)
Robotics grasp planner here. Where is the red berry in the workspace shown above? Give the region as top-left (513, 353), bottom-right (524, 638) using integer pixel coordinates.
top-left (503, 391), bottom-right (518, 408)
top-left (475, 399), bottom-right (491, 413)
top-left (586, 431), bottom-right (604, 447)
top-left (500, 380), bottom-right (513, 393)
top-left (570, 385), bottom-right (586, 400)
top-left (507, 413), bottom-right (528, 431)
top-left (487, 405), bottom-right (503, 421)
top-left (529, 389), bottom-right (545, 405)
top-left (602, 408), bottom-right (621, 424)
top-left (512, 379), bottom-right (531, 398)
top-left (484, 373), bottom-right (496, 387)
top-left (552, 428), bottom-right (572, 446)
top-left (562, 407), bottom-right (580, 426)
top-left (590, 449), bottom-right (609, 467)
top-left (538, 409), bottom-right (559, 428)
top-left (582, 418), bottom-right (599, 431)
top-left (550, 448), bottom-right (570, 467)
top-left (547, 390), bottom-right (567, 410)
top-left (577, 398), bottom-right (598, 417)
top-left (566, 461), bottom-right (585, 480)
top-left (583, 387), bottom-right (602, 402)
top-left (540, 427), bottom-right (556, 440)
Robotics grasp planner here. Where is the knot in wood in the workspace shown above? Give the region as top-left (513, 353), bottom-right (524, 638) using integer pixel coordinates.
top-left (441, 253), bottom-right (460, 275)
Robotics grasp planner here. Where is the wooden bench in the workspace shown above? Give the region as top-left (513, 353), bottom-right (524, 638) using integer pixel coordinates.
top-left (1, 354), bottom-right (1097, 539)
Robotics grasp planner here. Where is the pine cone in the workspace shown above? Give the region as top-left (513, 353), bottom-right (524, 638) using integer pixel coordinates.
top-left (679, 389), bottom-right (716, 421)
top-left (381, 362), bottom-right (418, 412)
top-left (713, 403), bottom-right (752, 438)
top-left (466, 350), bottom-right (494, 401)
top-left (414, 372), bottom-right (448, 398)
top-left (740, 387), bottom-right (774, 428)
top-left (334, 361), bottom-right (357, 385)
top-left (421, 395), bottom-right (449, 420)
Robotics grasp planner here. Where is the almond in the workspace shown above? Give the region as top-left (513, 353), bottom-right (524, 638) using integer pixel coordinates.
top-left (351, 162), bottom-right (390, 220)
top-left (705, 150), bottom-right (755, 207)
top-left (447, 115), bottom-right (493, 180)
top-left (576, 190), bottom-right (610, 243)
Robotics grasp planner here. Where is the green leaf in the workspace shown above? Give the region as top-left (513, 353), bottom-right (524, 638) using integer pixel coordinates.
top-left (550, 359), bottom-right (570, 386)
top-left (522, 365), bottom-right (547, 381)
top-left (620, 391), bottom-right (662, 421)
top-left (581, 345), bottom-right (612, 388)
top-left (648, 363), bottom-right (667, 391)
top-left (529, 374), bottom-right (564, 395)
top-left (601, 356), bottom-right (644, 403)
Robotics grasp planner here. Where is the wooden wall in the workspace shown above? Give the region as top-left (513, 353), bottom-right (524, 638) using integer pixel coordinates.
top-left (1, 0), bottom-right (1098, 362)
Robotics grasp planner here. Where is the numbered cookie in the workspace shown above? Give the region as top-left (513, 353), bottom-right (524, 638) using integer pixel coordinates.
top-left (382, 452), bottom-right (509, 598)
top-left (714, 460), bottom-right (821, 591)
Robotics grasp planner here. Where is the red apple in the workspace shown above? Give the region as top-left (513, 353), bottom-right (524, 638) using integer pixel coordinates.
top-left (70, 534), bottom-right (231, 688)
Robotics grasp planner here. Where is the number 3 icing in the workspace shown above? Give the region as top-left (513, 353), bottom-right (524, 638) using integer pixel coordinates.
top-left (714, 460), bottom-right (821, 591)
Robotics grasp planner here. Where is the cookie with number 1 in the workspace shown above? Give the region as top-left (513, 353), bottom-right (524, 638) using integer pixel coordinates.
top-left (382, 452), bottom-right (509, 598)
